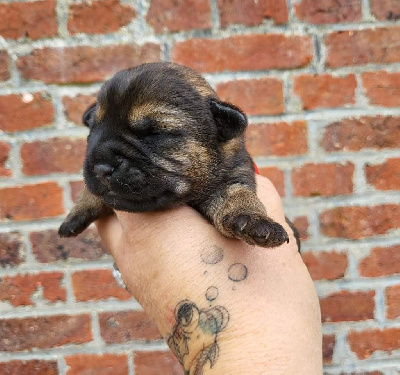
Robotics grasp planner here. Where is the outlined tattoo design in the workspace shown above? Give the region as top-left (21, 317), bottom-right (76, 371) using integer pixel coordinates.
top-left (228, 263), bottom-right (248, 282)
top-left (166, 300), bottom-right (229, 375)
top-left (200, 245), bottom-right (223, 265)
top-left (205, 286), bottom-right (219, 302)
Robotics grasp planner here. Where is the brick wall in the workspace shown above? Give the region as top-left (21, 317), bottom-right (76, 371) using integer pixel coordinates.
top-left (0, 0), bottom-right (399, 374)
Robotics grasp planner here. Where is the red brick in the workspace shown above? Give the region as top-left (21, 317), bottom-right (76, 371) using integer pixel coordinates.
top-left (146, 0), bottom-right (211, 33)
top-left (0, 141), bottom-right (11, 177)
top-left (359, 245), bottom-right (400, 277)
top-left (366, 158), bottom-right (400, 191)
top-left (134, 351), bottom-right (181, 375)
top-left (21, 137), bottom-right (86, 176)
top-left (0, 314), bottom-right (92, 351)
top-left (0, 182), bottom-right (64, 222)
top-left (0, 272), bottom-right (66, 307)
top-left (63, 94), bottom-right (97, 125)
top-left (99, 310), bottom-right (161, 343)
top-left (386, 284), bottom-right (400, 319)
top-left (348, 328), bottom-right (400, 359)
top-left (320, 291), bottom-right (375, 322)
top-left (0, 360), bottom-right (58, 375)
top-left (30, 228), bottom-right (106, 263)
top-left (292, 216), bottom-right (309, 240)
top-left (320, 204), bottom-right (400, 239)
top-left (246, 121), bottom-right (308, 157)
top-left (326, 27), bottom-right (400, 68)
top-left (321, 116), bottom-right (400, 152)
top-left (70, 180), bottom-right (84, 202)
top-left (303, 251), bottom-right (347, 280)
top-left (172, 34), bottom-right (313, 73)
top-left (216, 78), bottom-right (284, 116)
top-left (0, 51), bottom-right (10, 81)
top-left (65, 354), bottom-right (128, 375)
top-left (68, 0), bottom-right (136, 35)
top-left (362, 71), bottom-right (400, 107)
top-left (218, 0), bottom-right (288, 28)
top-left (17, 44), bottom-right (161, 84)
top-left (294, 74), bottom-right (356, 110)
top-left (0, 0), bottom-right (57, 40)
top-left (323, 334), bottom-right (335, 364)
top-left (292, 162), bottom-right (354, 197)
top-left (371, 0), bottom-right (400, 20)
top-left (0, 93), bottom-right (55, 132)
top-left (258, 166), bottom-right (285, 196)
top-left (72, 269), bottom-right (131, 302)
top-left (0, 232), bottom-right (25, 268)
top-left (295, 0), bottom-right (361, 24)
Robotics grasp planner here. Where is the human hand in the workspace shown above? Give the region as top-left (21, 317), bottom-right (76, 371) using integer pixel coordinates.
top-left (96, 175), bottom-right (322, 374)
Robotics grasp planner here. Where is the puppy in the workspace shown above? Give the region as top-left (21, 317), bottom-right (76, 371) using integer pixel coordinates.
top-left (59, 62), bottom-right (297, 249)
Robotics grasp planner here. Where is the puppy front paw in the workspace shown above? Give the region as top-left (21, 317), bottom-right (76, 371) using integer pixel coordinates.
top-left (223, 213), bottom-right (289, 248)
top-left (58, 214), bottom-right (93, 237)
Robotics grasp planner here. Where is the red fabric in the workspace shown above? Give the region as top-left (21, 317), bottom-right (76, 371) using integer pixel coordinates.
top-left (253, 162), bottom-right (259, 175)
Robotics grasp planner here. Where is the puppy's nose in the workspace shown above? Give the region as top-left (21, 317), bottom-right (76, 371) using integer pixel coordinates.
top-left (94, 164), bottom-right (113, 182)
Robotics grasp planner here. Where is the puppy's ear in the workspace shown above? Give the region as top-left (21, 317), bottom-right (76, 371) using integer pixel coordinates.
top-left (210, 100), bottom-right (247, 141)
top-left (82, 103), bottom-right (97, 127)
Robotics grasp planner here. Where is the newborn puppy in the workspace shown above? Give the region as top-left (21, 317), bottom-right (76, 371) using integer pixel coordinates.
top-left (59, 62), bottom-right (294, 248)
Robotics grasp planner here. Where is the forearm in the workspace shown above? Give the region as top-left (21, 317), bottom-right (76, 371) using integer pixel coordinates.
top-left (98, 207), bottom-right (322, 374)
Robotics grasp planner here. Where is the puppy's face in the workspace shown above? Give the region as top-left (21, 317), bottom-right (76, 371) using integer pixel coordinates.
top-left (83, 62), bottom-right (247, 212)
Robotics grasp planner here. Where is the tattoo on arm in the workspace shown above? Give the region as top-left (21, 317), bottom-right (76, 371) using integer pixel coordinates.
top-left (166, 245), bottom-right (249, 374)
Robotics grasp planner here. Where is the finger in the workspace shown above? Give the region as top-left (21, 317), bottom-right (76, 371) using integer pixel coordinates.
top-left (95, 214), bottom-right (122, 255)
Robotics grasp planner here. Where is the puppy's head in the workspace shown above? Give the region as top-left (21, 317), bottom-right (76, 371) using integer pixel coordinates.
top-left (83, 62), bottom-right (248, 212)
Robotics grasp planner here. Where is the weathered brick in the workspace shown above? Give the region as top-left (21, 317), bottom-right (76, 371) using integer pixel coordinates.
top-left (321, 116), bottom-right (400, 152)
top-left (348, 328), bottom-right (400, 359)
top-left (0, 182), bottom-right (64, 222)
top-left (218, 0), bottom-right (288, 28)
top-left (62, 94), bottom-right (97, 125)
top-left (21, 137), bottom-right (86, 176)
top-left (0, 51), bottom-right (10, 81)
top-left (320, 205), bottom-right (400, 239)
top-left (294, 74), bottom-right (356, 110)
top-left (362, 71), bottom-right (400, 107)
top-left (292, 216), bottom-right (309, 240)
top-left (99, 310), bottom-right (161, 343)
top-left (320, 291), bottom-right (375, 322)
top-left (258, 166), bottom-right (285, 196)
top-left (30, 228), bottom-right (106, 263)
top-left (65, 354), bottom-right (128, 375)
top-left (358, 245), bottom-right (400, 277)
top-left (72, 269), bottom-right (131, 302)
top-left (0, 93), bottom-right (55, 132)
top-left (370, 0), bottom-right (400, 20)
top-left (0, 272), bottom-right (66, 307)
top-left (292, 162), bottom-right (354, 197)
top-left (246, 121), bottom-right (308, 157)
top-left (303, 251), bottom-right (347, 280)
top-left (0, 141), bottom-right (11, 177)
top-left (0, 314), bottom-right (92, 351)
top-left (134, 351), bottom-right (182, 375)
top-left (216, 78), bottom-right (284, 116)
top-left (68, 0), bottom-right (136, 35)
top-left (386, 284), bottom-right (400, 319)
top-left (295, 0), bottom-right (361, 24)
top-left (0, 360), bottom-right (58, 375)
top-left (172, 34), bottom-right (313, 72)
top-left (323, 335), bottom-right (335, 364)
top-left (146, 0), bottom-right (211, 33)
top-left (0, 0), bottom-right (57, 40)
top-left (326, 27), bottom-right (400, 67)
top-left (17, 44), bottom-right (161, 84)
top-left (70, 180), bottom-right (84, 202)
top-left (366, 158), bottom-right (400, 191)
top-left (0, 232), bottom-right (25, 268)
